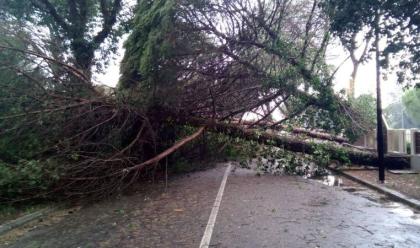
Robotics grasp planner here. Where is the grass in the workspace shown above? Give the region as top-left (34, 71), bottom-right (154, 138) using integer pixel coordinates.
top-left (0, 202), bottom-right (50, 224)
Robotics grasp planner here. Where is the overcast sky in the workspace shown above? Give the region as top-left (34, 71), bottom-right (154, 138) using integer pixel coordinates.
top-left (327, 38), bottom-right (403, 107)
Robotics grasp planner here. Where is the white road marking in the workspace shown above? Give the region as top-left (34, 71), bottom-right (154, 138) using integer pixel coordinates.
top-left (199, 163), bottom-right (232, 248)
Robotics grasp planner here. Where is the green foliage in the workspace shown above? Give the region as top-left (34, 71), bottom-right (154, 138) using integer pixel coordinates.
top-left (332, 146), bottom-right (351, 165)
top-left (0, 202), bottom-right (48, 223)
top-left (120, 0), bottom-right (175, 84)
top-left (344, 94), bottom-right (377, 141)
top-left (254, 142), bottom-right (351, 177)
top-left (312, 144), bottom-right (331, 168)
top-left (322, 0), bottom-right (420, 87)
top-left (0, 159), bottom-right (60, 199)
top-left (0, 133), bottom-right (44, 163)
top-left (119, 0), bottom-right (337, 114)
top-left (290, 93), bottom-right (377, 142)
top-left (207, 135), bottom-right (334, 177)
top-left (0, 20), bottom-right (51, 163)
top-left (1, 0), bottom-right (129, 75)
top-left (289, 107), bottom-right (342, 134)
top-left (285, 94), bottom-right (375, 142)
top-left (255, 146), bottom-right (329, 177)
top-left (384, 90), bottom-right (420, 129)
top-left (119, 0), bottom-right (179, 106)
top-left (351, 94), bottom-right (376, 126)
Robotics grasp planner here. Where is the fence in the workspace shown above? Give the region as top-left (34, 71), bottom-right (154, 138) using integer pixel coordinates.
top-left (387, 129), bottom-right (406, 154)
top-left (410, 129), bottom-right (420, 155)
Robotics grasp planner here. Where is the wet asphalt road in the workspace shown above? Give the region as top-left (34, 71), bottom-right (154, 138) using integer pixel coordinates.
top-left (211, 167), bottom-right (420, 248)
top-left (1, 163), bottom-right (420, 248)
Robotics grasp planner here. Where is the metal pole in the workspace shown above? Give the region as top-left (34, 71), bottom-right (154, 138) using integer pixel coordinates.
top-left (375, 11), bottom-right (385, 183)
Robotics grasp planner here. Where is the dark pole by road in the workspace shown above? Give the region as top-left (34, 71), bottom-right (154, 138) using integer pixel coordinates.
top-left (375, 11), bottom-right (385, 183)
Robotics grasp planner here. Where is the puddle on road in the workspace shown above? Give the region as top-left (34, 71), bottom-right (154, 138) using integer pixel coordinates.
top-left (241, 161), bottom-right (420, 227)
top-left (385, 202), bottom-right (420, 225)
top-left (311, 172), bottom-right (420, 226)
top-left (321, 175), bottom-right (343, 187)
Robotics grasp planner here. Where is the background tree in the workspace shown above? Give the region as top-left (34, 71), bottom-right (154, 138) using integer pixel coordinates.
top-left (384, 101), bottom-right (418, 129)
top-left (0, 0), bottom-right (133, 80)
top-left (340, 31), bottom-right (372, 99)
top-left (323, 0), bottom-right (419, 182)
top-left (323, 0), bottom-right (419, 87)
top-left (346, 94), bottom-right (377, 140)
top-left (402, 88), bottom-right (420, 127)
top-left (0, 20), bottom-right (45, 162)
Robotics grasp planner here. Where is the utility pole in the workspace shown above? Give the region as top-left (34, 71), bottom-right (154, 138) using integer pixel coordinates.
top-left (375, 11), bottom-right (385, 183)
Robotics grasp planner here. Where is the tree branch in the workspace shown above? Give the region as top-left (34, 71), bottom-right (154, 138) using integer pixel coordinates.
top-left (126, 127), bottom-right (206, 173)
top-left (92, 0), bottom-right (122, 47)
top-left (34, 0), bottom-right (70, 32)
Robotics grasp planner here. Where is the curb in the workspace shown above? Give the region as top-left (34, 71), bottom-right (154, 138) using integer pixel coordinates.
top-left (329, 167), bottom-right (420, 211)
top-left (0, 208), bottom-right (54, 236)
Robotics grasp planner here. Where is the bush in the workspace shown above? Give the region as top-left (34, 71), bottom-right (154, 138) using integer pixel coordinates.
top-left (0, 159), bottom-right (60, 199)
top-left (312, 143), bottom-right (331, 168)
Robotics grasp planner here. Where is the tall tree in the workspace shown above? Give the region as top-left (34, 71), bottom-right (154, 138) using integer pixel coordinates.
top-left (341, 32), bottom-right (372, 99)
top-left (1, 0), bottom-right (131, 80)
top-left (323, 0), bottom-right (419, 87)
top-left (119, 0), bottom-right (339, 120)
top-left (323, 0), bottom-right (420, 182)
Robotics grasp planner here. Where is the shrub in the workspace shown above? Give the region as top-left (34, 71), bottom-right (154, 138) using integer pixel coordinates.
top-left (0, 159), bottom-right (60, 199)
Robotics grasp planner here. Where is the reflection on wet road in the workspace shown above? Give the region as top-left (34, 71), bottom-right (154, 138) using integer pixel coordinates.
top-left (319, 173), bottom-right (420, 226)
top-left (209, 165), bottom-right (420, 248)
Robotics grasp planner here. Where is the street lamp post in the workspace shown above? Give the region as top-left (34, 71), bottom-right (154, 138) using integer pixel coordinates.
top-left (375, 12), bottom-right (385, 183)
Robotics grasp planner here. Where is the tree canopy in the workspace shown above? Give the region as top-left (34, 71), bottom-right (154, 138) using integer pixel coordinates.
top-left (0, 0), bottom-right (133, 79)
top-left (323, 0), bottom-right (419, 87)
top-left (119, 0), bottom-right (346, 124)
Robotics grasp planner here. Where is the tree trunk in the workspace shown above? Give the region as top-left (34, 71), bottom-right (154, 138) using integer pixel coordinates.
top-left (344, 32), bottom-right (371, 100)
top-left (72, 42), bottom-right (94, 81)
top-left (234, 119), bottom-right (348, 143)
top-left (348, 63), bottom-right (359, 98)
top-left (187, 118), bottom-right (409, 169)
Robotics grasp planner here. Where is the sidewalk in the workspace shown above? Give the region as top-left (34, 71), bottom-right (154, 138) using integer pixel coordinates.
top-left (344, 169), bottom-right (420, 200)
top-left (336, 168), bottom-right (420, 210)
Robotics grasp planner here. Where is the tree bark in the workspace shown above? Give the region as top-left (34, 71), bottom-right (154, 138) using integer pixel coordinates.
top-left (234, 120), bottom-right (348, 143)
top-left (348, 63), bottom-right (359, 98)
top-left (342, 32), bottom-right (372, 99)
top-left (126, 127), bottom-right (205, 173)
top-left (186, 118), bottom-right (409, 169)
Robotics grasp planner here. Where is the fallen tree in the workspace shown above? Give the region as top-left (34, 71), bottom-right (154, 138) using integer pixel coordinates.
top-left (186, 119), bottom-right (409, 169)
top-left (0, 0), bottom-right (390, 200)
top-left (234, 120), bottom-right (349, 143)
top-left (103, 114), bottom-right (409, 175)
